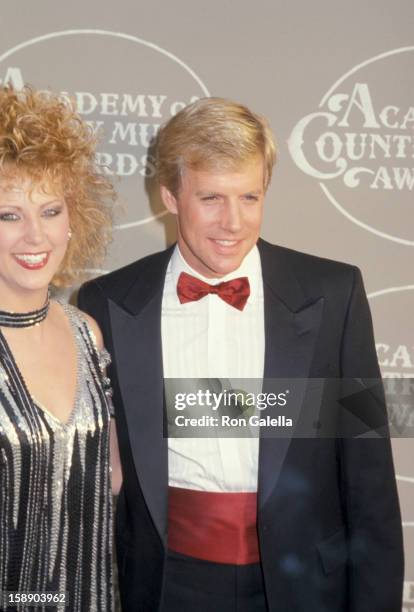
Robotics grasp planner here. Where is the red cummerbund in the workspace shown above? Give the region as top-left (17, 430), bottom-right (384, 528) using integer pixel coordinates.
top-left (168, 486), bottom-right (260, 565)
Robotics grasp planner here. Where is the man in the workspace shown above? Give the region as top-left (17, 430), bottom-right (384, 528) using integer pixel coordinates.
top-left (78, 98), bottom-right (404, 611)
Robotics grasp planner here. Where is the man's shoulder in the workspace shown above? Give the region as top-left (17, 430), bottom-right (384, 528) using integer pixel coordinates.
top-left (259, 239), bottom-right (359, 303)
top-left (260, 239), bottom-right (357, 276)
top-left (80, 246), bottom-right (174, 302)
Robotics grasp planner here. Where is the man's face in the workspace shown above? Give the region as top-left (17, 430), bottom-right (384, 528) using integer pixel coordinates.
top-left (161, 157), bottom-right (265, 278)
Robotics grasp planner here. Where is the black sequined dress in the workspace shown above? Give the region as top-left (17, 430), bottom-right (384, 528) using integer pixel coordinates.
top-left (0, 303), bottom-right (113, 611)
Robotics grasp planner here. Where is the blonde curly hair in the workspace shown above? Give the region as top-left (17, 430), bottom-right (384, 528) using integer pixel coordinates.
top-left (0, 85), bottom-right (114, 287)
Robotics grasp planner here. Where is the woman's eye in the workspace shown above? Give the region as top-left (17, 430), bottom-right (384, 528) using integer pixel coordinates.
top-left (0, 212), bottom-right (20, 221)
top-left (42, 207), bottom-right (62, 217)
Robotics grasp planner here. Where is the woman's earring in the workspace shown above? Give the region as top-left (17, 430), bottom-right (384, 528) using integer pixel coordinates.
top-left (67, 229), bottom-right (73, 240)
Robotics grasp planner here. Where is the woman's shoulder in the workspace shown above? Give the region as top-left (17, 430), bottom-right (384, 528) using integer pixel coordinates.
top-left (78, 309), bottom-right (104, 351)
top-left (58, 301), bottom-right (104, 351)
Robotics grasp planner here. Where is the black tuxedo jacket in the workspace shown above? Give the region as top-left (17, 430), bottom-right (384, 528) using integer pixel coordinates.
top-left (78, 239), bottom-right (403, 612)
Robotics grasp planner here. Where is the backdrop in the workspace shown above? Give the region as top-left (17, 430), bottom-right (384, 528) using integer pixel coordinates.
top-left (2, 2), bottom-right (413, 608)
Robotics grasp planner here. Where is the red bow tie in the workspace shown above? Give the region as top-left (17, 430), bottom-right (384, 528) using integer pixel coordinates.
top-left (177, 271), bottom-right (250, 311)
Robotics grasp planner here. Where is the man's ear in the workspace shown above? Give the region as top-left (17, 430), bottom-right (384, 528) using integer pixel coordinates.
top-left (160, 185), bottom-right (178, 214)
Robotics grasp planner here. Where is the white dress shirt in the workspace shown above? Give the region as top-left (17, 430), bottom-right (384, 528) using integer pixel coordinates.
top-left (162, 245), bottom-right (265, 492)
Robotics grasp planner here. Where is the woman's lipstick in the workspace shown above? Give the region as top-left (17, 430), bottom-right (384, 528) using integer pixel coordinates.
top-left (13, 252), bottom-right (50, 270)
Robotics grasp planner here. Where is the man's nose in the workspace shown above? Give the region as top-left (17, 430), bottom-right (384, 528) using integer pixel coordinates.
top-left (220, 199), bottom-right (242, 233)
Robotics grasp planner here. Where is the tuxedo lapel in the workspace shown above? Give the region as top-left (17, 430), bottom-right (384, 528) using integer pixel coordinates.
top-left (258, 240), bottom-right (324, 509)
top-left (109, 247), bottom-right (174, 544)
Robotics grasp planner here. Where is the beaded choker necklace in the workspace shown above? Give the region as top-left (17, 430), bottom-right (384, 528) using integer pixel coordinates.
top-left (0, 293), bottom-right (50, 328)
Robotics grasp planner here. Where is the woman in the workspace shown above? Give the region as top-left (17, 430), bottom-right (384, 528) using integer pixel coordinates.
top-left (0, 86), bottom-right (116, 611)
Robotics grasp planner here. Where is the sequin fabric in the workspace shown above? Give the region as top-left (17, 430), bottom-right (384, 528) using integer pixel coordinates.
top-left (0, 303), bottom-right (113, 611)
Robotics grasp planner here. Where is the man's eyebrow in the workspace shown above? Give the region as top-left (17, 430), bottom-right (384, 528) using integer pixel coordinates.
top-left (195, 189), bottom-right (264, 196)
top-left (196, 190), bottom-right (222, 196)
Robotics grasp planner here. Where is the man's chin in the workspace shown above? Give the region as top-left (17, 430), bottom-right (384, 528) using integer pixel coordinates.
top-left (181, 244), bottom-right (250, 278)
top-left (205, 256), bottom-right (246, 278)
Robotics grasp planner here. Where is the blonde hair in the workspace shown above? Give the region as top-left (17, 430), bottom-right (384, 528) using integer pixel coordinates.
top-left (0, 85), bottom-right (115, 287)
top-left (155, 97), bottom-right (277, 195)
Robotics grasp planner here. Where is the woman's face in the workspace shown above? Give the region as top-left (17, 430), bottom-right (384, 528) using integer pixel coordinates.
top-left (0, 177), bottom-right (70, 302)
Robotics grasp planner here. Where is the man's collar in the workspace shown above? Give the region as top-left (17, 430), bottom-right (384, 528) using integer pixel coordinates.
top-left (120, 244), bottom-right (175, 315)
top-left (119, 239), bottom-right (310, 316)
top-left (257, 238), bottom-right (309, 313)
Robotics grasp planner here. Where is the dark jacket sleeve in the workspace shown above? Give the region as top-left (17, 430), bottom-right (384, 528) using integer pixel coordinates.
top-left (339, 267), bottom-right (404, 612)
